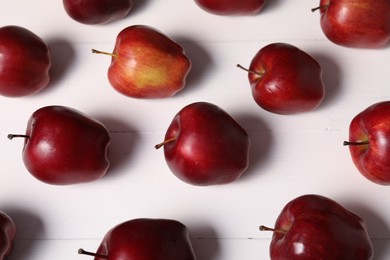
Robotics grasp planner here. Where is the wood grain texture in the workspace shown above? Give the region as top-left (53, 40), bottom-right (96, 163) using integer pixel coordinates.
top-left (0, 1), bottom-right (389, 259)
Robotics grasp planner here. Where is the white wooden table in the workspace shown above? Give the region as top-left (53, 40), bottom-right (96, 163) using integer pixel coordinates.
top-left (1, 1), bottom-right (389, 259)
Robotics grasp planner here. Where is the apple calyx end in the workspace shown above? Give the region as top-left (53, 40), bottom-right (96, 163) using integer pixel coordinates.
top-left (236, 64), bottom-right (264, 77)
top-left (7, 134), bottom-right (29, 140)
top-left (78, 248), bottom-right (108, 259)
top-left (155, 137), bottom-right (176, 149)
top-left (343, 141), bottom-right (369, 146)
top-left (92, 49), bottom-right (117, 58)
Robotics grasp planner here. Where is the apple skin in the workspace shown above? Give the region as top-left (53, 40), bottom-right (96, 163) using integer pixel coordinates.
top-left (63, 0), bottom-right (132, 25)
top-left (242, 43), bottom-right (325, 115)
top-left (11, 106), bottom-right (111, 185)
top-left (194, 0), bottom-right (265, 15)
top-left (314, 0), bottom-right (390, 48)
top-left (95, 25), bottom-right (191, 98)
top-left (157, 102), bottom-right (251, 186)
top-left (262, 194), bottom-right (374, 259)
top-left (344, 101), bottom-right (390, 185)
top-left (84, 218), bottom-right (197, 260)
top-left (0, 211), bottom-right (16, 260)
top-left (0, 25), bottom-right (51, 97)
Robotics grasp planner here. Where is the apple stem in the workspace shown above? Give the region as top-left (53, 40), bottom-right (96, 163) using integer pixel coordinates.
top-left (155, 137), bottom-right (177, 149)
top-left (78, 248), bottom-right (108, 259)
top-left (311, 5), bottom-right (328, 12)
top-left (259, 225), bottom-right (286, 234)
top-left (7, 134), bottom-right (29, 140)
top-left (236, 64), bottom-right (264, 77)
top-left (91, 49), bottom-right (117, 58)
top-left (343, 141), bottom-right (369, 146)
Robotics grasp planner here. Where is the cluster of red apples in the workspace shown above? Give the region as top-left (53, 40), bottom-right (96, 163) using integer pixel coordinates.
top-left (0, 0), bottom-right (390, 259)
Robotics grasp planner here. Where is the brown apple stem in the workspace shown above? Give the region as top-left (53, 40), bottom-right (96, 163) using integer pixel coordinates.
top-left (343, 141), bottom-right (369, 146)
top-left (311, 5), bottom-right (329, 12)
top-left (78, 248), bottom-right (108, 259)
top-left (7, 134), bottom-right (29, 140)
top-left (91, 49), bottom-right (117, 58)
top-left (236, 64), bottom-right (264, 77)
top-left (154, 137), bottom-right (176, 149)
top-left (259, 225), bottom-right (287, 234)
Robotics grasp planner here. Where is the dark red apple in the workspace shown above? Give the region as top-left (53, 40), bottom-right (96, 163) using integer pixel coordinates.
top-left (0, 25), bottom-right (51, 97)
top-left (312, 0), bottom-right (390, 48)
top-left (344, 101), bottom-right (390, 185)
top-left (8, 105), bottom-right (111, 185)
top-left (238, 43), bottom-right (325, 115)
top-left (260, 194), bottom-right (374, 259)
top-left (92, 25), bottom-right (191, 98)
top-left (63, 0), bottom-right (132, 25)
top-left (78, 218), bottom-right (197, 260)
top-left (0, 211), bottom-right (16, 259)
top-left (194, 0), bottom-right (265, 15)
top-left (155, 102), bottom-right (251, 186)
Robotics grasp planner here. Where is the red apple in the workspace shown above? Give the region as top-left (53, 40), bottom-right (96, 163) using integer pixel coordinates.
top-left (63, 0), bottom-right (132, 25)
top-left (8, 106), bottom-right (111, 185)
top-left (312, 0), bottom-right (390, 48)
top-left (0, 211), bottom-right (16, 259)
top-left (260, 194), bottom-right (374, 259)
top-left (92, 25), bottom-right (191, 98)
top-left (344, 101), bottom-right (390, 185)
top-left (238, 43), bottom-right (325, 115)
top-left (78, 218), bottom-right (197, 259)
top-left (0, 25), bottom-right (51, 97)
top-left (155, 102), bottom-right (251, 186)
top-left (194, 0), bottom-right (265, 15)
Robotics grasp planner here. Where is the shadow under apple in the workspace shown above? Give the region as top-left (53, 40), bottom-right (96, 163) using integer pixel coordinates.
top-left (262, 0), bottom-right (285, 13)
top-left (1, 207), bottom-right (45, 260)
top-left (94, 115), bottom-right (141, 179)
top-left (45, 37), bottom-right (76, 90)
top-left (189, 223), bottom-right (220, 260)
top-left (341, 200), bottom-right (390, 259)
top-left (311, 53), bottom-right (343, 110)
top-left (130, 0), bottom-right (153, 15)
top-left (172, 37), bottom-right (214, 96)
top-left (232, 112), bottom-right (273, 182)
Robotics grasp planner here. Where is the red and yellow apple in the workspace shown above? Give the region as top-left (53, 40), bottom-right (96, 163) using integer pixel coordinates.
top-left (93, 25), bottom-right (191, 98)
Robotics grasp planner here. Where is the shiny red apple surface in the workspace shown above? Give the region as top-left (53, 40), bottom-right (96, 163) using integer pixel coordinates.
top-left (79, 218), bottom-right (197, 260)
top-left (156, 102), bottom-right (251, 186)
top-left (194, 0), bottom-right (265, 15)
top-left (344, 101), bottom-right (390, 185)
top-left (9, 106), bottom-right (111, 185)
top-left (63, 0), bottom-right (132, 25)
top-left (261, 194), bottom-right (374, 259)
top-left (240, 42), bottom-right (325, 115)
top-left (314, 0), bottom-right (390, 48)
top-left (0, 25), bottom-right (51, 97)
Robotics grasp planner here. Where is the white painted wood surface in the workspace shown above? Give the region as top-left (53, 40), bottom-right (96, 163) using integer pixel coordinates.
top-left (1, 1), bottom-right (390, 259)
